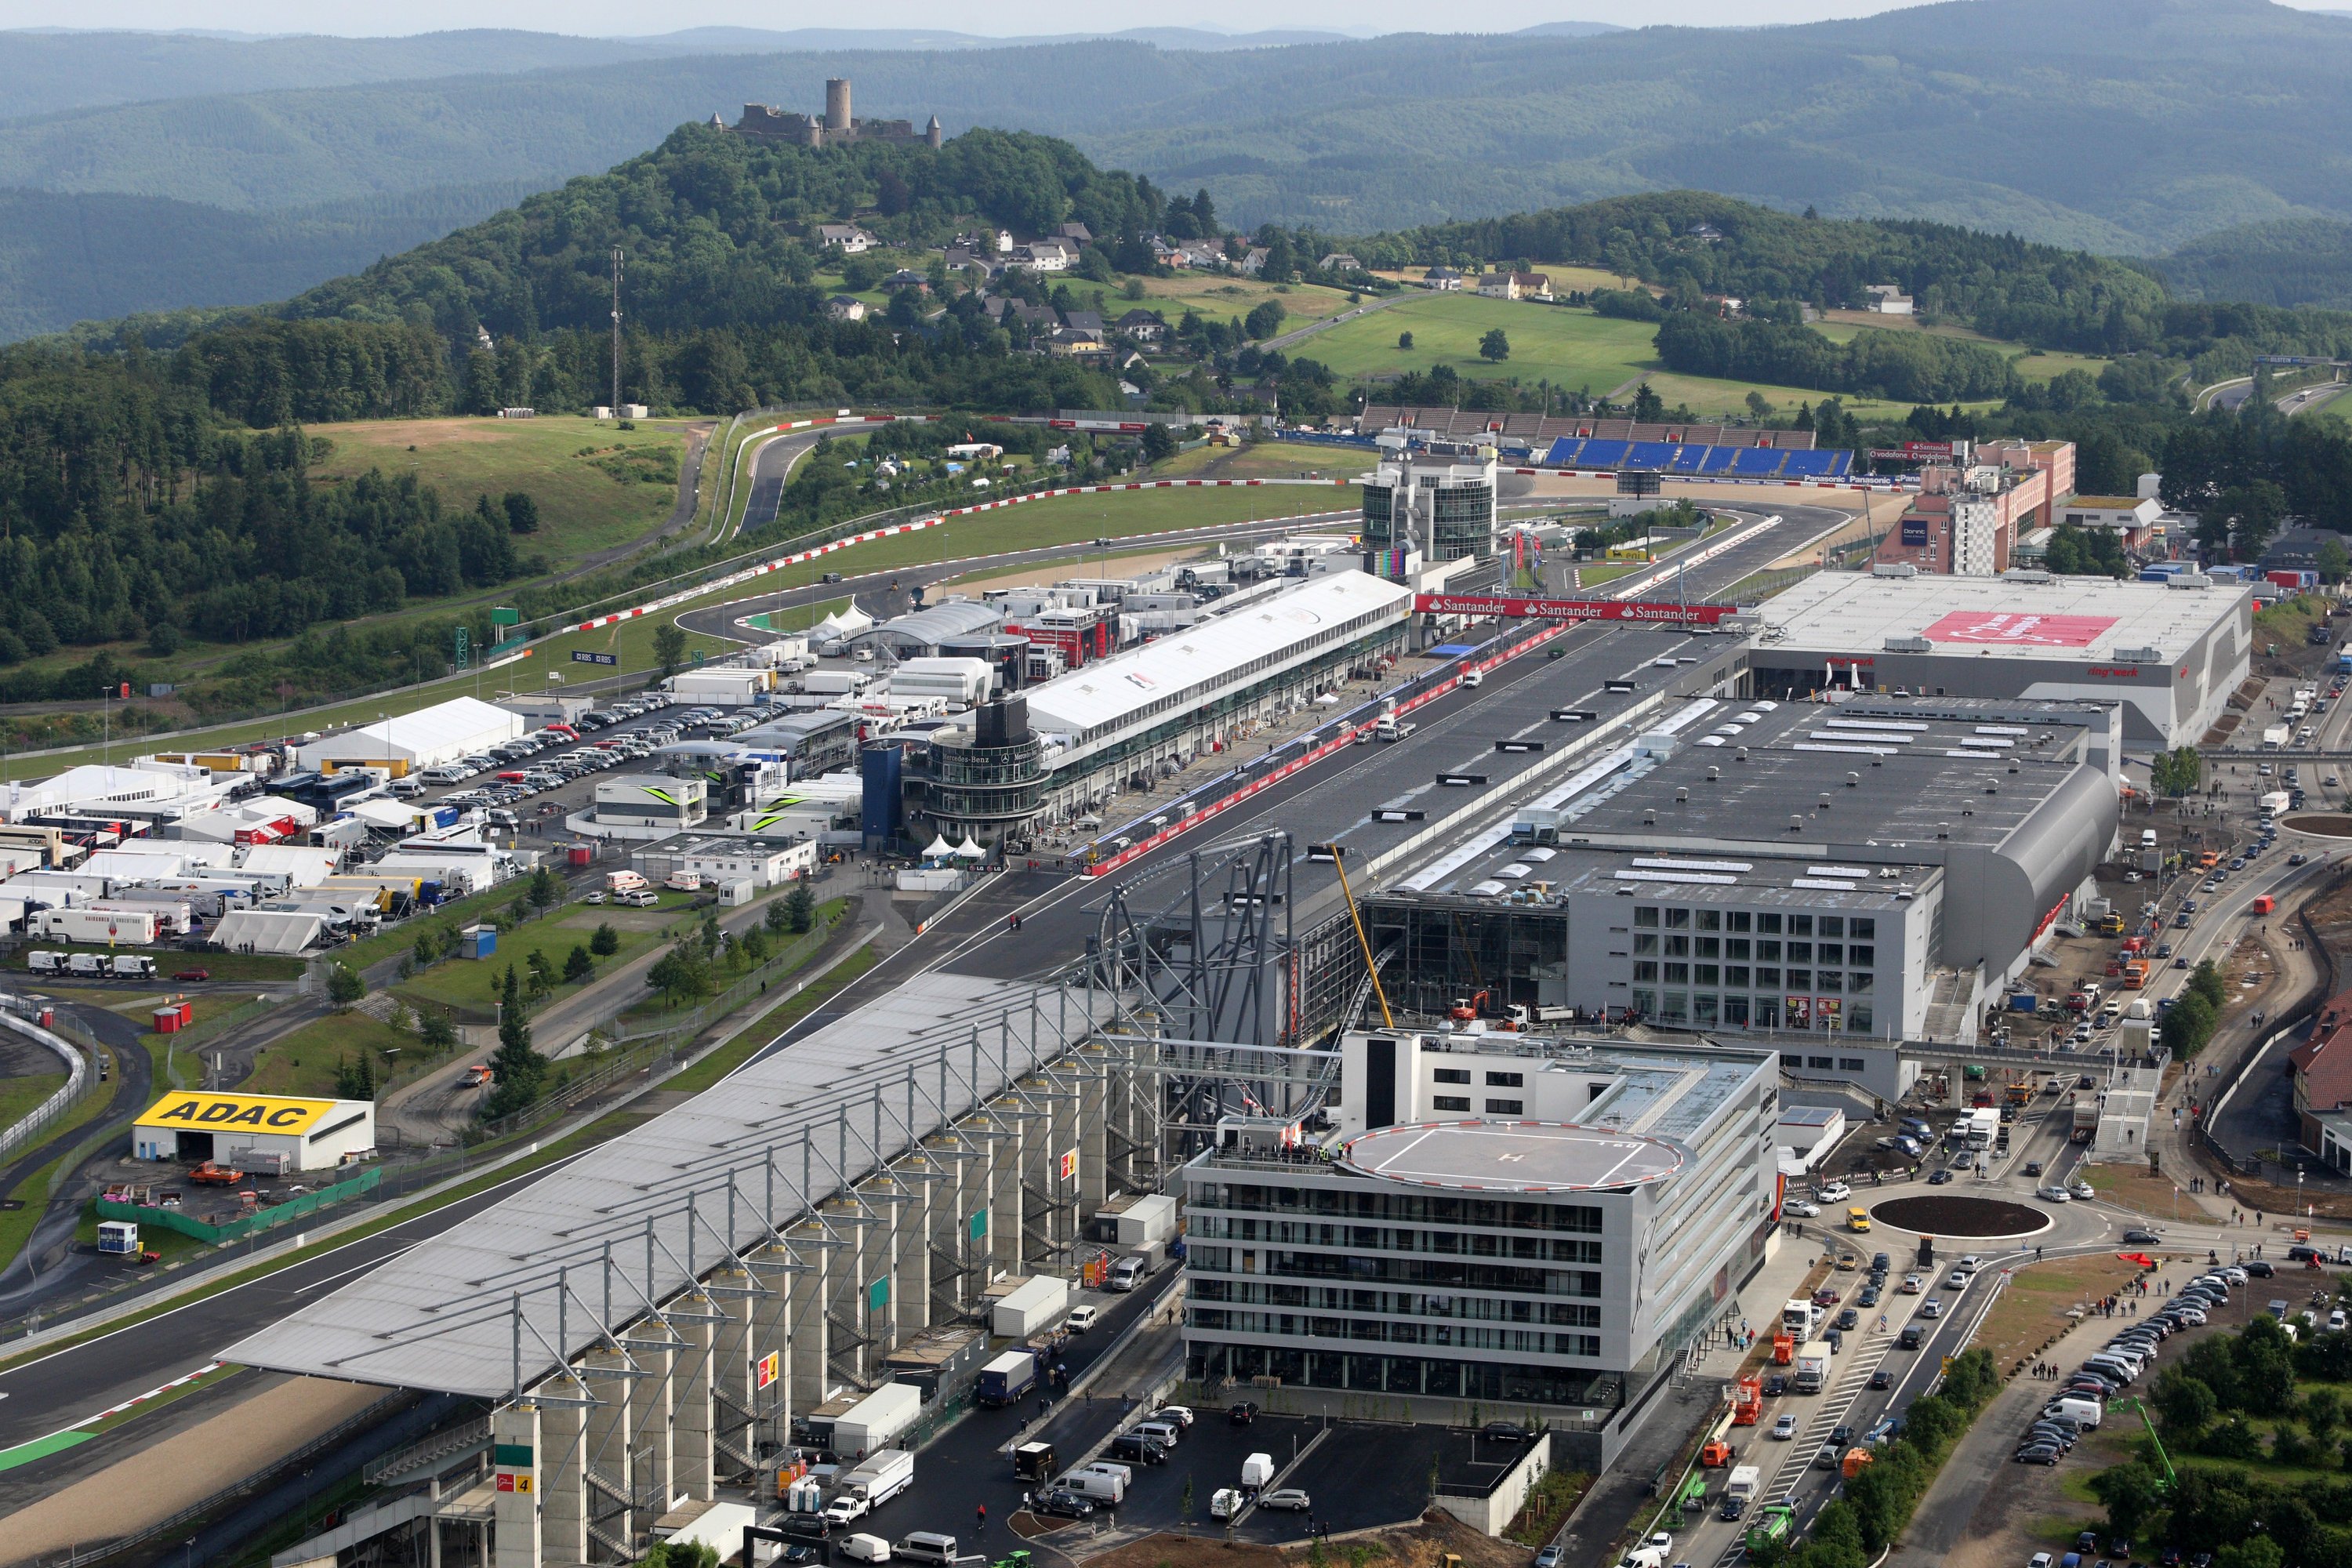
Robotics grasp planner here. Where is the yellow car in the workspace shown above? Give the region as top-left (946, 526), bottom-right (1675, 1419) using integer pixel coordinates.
top-left (1846, 1207), bottom-right (1871, 1232)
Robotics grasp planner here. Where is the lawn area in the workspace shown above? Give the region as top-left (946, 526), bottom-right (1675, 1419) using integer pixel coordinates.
top-left (1120, 274), bottom-right (1357, 326)
top-left (2257, 593), bottom-right (2332, 652)
top-left (308, 416), bottom-right (691, 565)
top-left (2081, 1160), bottom-right (2205, 1221)
top-left (666, 939), bottom-right (878, 1093)
top-left (1302, 293), bottom-right (1962, 420)
top-left (393, 902), bottom-right (680, 1011)
top-left (241, 1009), bottom-right (426, 1097)
top-left (0, 1071), bottom-right (64, 1130)
top-left (1305, 294), bottom-right (1661, 391)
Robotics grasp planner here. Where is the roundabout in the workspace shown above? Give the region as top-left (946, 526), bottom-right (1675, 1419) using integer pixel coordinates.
top-left (2283, 813), bottom-right (2352, 838)
top-left (1868, 1193), bottom-right (2054, 1239)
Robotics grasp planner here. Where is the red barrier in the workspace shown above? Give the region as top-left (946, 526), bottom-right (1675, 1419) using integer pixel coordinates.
top-left (1414, 594), bottom-right (1736, 625)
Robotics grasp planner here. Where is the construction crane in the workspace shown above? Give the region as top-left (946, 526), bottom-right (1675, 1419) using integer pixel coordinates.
top-left (2114, 1396), bottom-right (2176, 1493)
top-left (1330, 848), bottom-right (1392, 1028)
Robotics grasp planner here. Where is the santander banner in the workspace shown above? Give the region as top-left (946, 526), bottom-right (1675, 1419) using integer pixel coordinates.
top-left (1922, 611), bottom-right (2117, 648)
top-left (1413, 594), bottom-right (1737, 625)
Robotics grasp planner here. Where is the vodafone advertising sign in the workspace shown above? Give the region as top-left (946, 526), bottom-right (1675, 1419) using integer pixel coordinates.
top-left (1414, 594), bottom-right (1736, 625)
top-left (1921, 611), bottom-right (2118, 648)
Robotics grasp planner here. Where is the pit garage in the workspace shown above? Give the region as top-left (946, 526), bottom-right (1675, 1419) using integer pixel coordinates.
top-left (131, 1090), bottom-right (376, 1172)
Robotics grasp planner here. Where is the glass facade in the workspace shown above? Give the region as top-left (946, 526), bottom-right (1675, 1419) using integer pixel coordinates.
top-left (1356, 460), bottom-right (1497, 563)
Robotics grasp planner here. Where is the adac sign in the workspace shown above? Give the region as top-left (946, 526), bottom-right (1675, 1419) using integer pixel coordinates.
top-left (135, 1091), bottom-right (337, 1135)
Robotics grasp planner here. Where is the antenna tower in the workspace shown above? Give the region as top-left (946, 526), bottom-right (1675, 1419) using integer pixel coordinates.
top-left (609, 246), bottom-right (625, 413)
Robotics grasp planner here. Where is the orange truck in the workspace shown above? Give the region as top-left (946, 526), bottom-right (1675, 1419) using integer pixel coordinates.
top-left (1731, 1375), bottom-right (1762, 1426)
top-left (2253, 895), bottom-right (2277, 915)
top-left (1773, 1331), bottom-right (1795, 1365)
top-left (2123, 960), bottom-right (2150, 989)
top-left (187, 1162), bottom-right (245, 1185)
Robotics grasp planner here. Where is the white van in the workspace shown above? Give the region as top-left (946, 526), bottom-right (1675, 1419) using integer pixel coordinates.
top-left (896, 1534), bottom-right (957, 1565)
top-left (1109, 1254), bottom-right (1149, 1292)
top-left (1057, 1469), bottom-right (1124, 1504)
top-left (839, 1536), bottom-right (891, 1563)
top-left (2140, 828), bottom-right (2158, 850)
top-left (2044, 1396), bottom-right (2103, 1428)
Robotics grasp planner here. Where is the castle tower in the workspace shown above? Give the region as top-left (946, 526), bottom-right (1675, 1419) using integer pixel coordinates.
top-left (825, 78), bottom-right (852, 135)
top-left (926, 114), bottom-right (943, 150)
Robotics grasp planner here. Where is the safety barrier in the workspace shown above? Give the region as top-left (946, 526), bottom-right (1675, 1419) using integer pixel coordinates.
top-left (99, 1164), bottom-right (382, 1243)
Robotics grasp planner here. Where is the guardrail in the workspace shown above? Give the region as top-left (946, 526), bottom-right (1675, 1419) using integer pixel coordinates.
top-left (0, 996), bottom-right (93, 1164)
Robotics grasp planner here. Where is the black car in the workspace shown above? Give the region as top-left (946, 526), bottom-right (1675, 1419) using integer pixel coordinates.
top-left (1929, 1168), bottom-right (1955, 1185)
top-left (1110, 1433), bottom-right (1170, 1464)
top-left (1764, 1374), bottom-right (1791, 1397)
top-left (1831, 1425), bottom-right (1856, 1447)
top-left (1869, 1370), bottom-right (1893, 1390)
top-left (1483, 1421), bottom-right (1531, 1442)
top-left (1228, 1402), bottom-right (1259, 1425)
top-left (782, 1548), bottom-right (819, 1564)
top-left (2122, 1229), bottom-right (2161, 1245)
top-left (2016, 1445), bottom-right (2061, 1465)
top-left (2246, 1260), bottom-right (2276, 1277)
top-left (1036, 1490), bottom-right (1096, 1519)
top-left (1900, 1326), bottom-right (1925, 1349)
top-left (1835, 1308), bottom-right (1860, 1330)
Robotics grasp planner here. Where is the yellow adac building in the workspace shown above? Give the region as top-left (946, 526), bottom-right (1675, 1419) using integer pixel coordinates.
top-left (132, 1090), bottom-right (376, 1171)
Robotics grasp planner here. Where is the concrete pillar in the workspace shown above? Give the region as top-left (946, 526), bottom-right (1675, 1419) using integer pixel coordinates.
top-left (582, 1352), bottom-right (633, 1548)
top-left (1077, 1061), bottom-right (1109, 1212)
top-left (901, 1161), bottom-right (935, 1334)
top-left (490, 1403), bottom-right (539, 1568)
top-left (989, 1107), bottom-right (1025, 1277)
top-left (710, 1269), bottom-right (756, 1481)
top-left (748, 1238), bottom-right (796, 1460)
top-left (825, 1197), bottom-right (869, 1387)
top-left (787, 1220), bottom-right (830, 1414)
top-left (632, 1341), bottom-right (676, 1516)
top-left (539, 1382), bottom-right (589, 1568)
top-left (673, 1301), bottom-right (716, 1501)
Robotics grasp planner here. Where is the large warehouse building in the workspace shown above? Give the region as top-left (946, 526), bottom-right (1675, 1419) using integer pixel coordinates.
top-left (295, 697), bottom-right (524, 777)
top-left (1747, 569), bottom-right (2252, 748)
top-left (131, 1089), bottom-right (376, 1171)
top-left (1185, 1033), bottom-right (1779, 1470)
top-left (1364, 695), bottom-right (2124, 1091)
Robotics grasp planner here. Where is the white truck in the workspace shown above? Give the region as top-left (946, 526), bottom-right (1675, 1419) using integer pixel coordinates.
top-left (1375, 717), bottom-right (1416, 742)
top-left (2263, 724), bottom-right (2291, 749)
top-left (844, 1449), bottom-right (915, 1507)
top-left (2259, 790), bottom-right (2292, 819)
top-left (1725, 1465), bottom-right (1762, 1509)
top-left (1240, 1452), bottom-right (1276, 1489)
top-left (1794, 1341), bottom-right (1831, 1394)
top-left (1965, 1106), bottom-right (2001, 1150)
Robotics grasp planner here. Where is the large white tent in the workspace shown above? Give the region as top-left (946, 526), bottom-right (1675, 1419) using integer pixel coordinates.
top-left (296, 698), bottom-right (523, 775)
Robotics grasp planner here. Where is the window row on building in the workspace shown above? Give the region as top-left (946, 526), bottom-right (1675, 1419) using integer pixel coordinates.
top-left (1189, 1308), bottom-right (1601, 1358)
top-left (1189, 1214), bottom-right (1601, 1261)
top-left (1628, 989), bottom-right (1875, 1033)
top-left (1185, 1345), bottom-right (1624, 1406)
top-left (1190, 1277), bottom-right (1602, 1324)
top-left (1187, 1245), bottom-right (1601, 1298)
top-left (1188, 1181), bottom-right (1603, 1232)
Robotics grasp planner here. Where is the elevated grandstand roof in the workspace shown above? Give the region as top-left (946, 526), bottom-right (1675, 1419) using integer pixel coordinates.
top-left (1026, 571), bottom-right (1411, 745)
top-left (851, 599), bottom-right (1004, 651)
top-left (1356, 408), bottom-right (1816, 448)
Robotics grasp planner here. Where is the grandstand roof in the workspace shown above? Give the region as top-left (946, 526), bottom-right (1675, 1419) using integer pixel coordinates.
top-left (1356, 408), bottom-right (1817, 448)
top-left (227, 972), bottom-right (1104, 1396)
top-left (1026, 571), bottom-right (1412, 745)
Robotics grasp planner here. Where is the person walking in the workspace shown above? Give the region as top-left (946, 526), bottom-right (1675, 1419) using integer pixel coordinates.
top-left (977, 1504), bottom-right (987, 1534)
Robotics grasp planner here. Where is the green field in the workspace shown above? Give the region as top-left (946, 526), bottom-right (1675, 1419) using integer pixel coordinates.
top-left (394, 903), bottom-right (675, 1011)
top-left (1301, 292), bottom-right (2084, 419)
top-left (0, 1072), bottom-right (64, 1131)
top-left (1305, 294), bottom-right (1661, 392)
top-left (242, 1010), bottom-right (425, 1098)
top-left (309, 415), bottom-right (691, 563)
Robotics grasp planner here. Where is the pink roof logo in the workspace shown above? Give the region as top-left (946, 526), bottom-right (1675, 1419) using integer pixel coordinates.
top-left (1922, 611), bottom-right (2116, 649)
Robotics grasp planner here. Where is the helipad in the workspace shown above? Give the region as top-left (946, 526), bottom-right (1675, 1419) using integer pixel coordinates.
top-left (1341, 1120), bottom-right (1684, 1194)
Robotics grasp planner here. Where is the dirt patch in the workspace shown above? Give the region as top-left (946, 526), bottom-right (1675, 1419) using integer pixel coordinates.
top-left (2288, 814), bottom-right (2352, 838)
top-left (2081, 1161), bottom-right (2204, 1220)
top-left (1871, 1195), bottom-right (2053, 1237)
top-left (1077, 1516), bottom-right (1528, 1568)
top-left (1969, 1252), bottom-right (2179, 1375)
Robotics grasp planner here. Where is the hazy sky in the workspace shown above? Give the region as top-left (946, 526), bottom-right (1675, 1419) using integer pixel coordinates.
top-left (16, 0), bottom-right (2343, 38)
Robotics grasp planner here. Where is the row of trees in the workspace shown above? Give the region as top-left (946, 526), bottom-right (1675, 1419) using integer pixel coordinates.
top-left (2160, 960), bottom-right (2233, 1059)
top-left (1654, 311), bottom-right (2018, 403)
top-left (1759, 1348), bottom-right (2001, 1568)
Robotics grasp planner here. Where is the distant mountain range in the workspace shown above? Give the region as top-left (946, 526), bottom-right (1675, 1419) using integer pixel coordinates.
top-left (5, 0), bottom-right (2352, 339)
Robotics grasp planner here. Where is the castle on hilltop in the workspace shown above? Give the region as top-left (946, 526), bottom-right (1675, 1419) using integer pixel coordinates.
top-left (724, 79), bottom-right (942, 149)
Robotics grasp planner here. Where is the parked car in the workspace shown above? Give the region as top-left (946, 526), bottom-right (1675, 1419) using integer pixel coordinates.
top-left (1261, 1490), bottom-right (1312, 1512)
top-left (1227, 1403), bottom-right (1259, 1426)
top-left (172, 967), bottom-right (211, 982)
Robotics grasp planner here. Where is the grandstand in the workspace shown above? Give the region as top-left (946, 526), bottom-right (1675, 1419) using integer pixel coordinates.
top-left (1350, 406), bottom-right (1851, 480)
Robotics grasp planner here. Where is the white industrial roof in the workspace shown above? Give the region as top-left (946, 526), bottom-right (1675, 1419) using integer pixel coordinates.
top-left (1759, 572), bottom-right (2250, 662)
top-left (1026, 571), bottom-right (1412, 742)
top-left (296, 698), bottom-right (522, 767)
top-left (229, 972), bottom-right (1107, 1396)
top-left (236, 845), bottom-right (339, 887)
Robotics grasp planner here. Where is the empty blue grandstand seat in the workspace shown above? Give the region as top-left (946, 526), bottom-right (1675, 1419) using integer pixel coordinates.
top-left (1827, 450), bottom-right (1853, 477)
top-left (1781, 451), bottom-right (1836, 477)
top-left (1578, 440), bottom-right (1628, 468)
top-left (1671, 446), bottom-right (1708, 472)
top-left (1624, 442), bottom-right (1675, 468)
top-left (1700, 445), bottom-right (1740, 473)
top-left (1733, 448), bottom-right (1787, 476)
top-left (1542, 437), bottom-right (1584, 467)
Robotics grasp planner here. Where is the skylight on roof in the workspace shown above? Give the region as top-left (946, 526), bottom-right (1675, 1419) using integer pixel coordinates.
top-left (1616, 869), bottom-right (1739, 886)
top-left (1634, 857), bottom-right (1754, 873)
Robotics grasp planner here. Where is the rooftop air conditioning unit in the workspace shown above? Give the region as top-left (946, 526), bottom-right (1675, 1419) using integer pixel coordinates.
top-left (1884, 635), bottom-right (1933, 652)
top-left (2116, 646), bottom-right (2164, 662)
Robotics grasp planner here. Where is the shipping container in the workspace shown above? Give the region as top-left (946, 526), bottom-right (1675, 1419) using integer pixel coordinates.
top-left (989, 1275), bottom-right (1071, 1339)
top-left (833, 1383), bottom-right (922, 1461)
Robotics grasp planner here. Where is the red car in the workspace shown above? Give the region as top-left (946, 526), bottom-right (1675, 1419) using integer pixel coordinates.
top-left (173, 967), bottom-right (211, 982)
